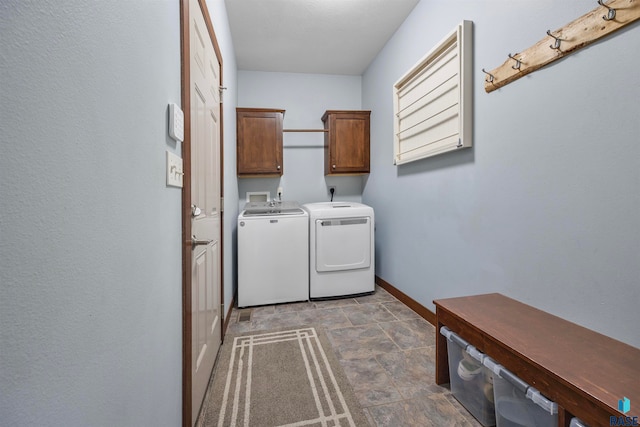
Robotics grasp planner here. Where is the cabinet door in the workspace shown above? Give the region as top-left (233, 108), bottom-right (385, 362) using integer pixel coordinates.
top-left (324, 111), bottom-right (370, 175)
top-left (237, 109), bottom-right (283, 176)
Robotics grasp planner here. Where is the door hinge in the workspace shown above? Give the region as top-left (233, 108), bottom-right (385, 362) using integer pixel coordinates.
top-left (219, 86), bottom-right (227, 102)
top-left (220, 197), bottom-right (224, 213)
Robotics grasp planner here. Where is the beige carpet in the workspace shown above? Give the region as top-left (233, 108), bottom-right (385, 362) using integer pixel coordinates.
top-left (198, 326), bottom-right (369, 427)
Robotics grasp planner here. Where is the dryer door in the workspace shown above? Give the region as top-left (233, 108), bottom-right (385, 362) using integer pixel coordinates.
top-left (315, 217), bottom-right (371, 272)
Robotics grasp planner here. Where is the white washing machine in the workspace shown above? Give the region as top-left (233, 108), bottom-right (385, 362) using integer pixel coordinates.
top-left (238, 201), bottom-right (309, 307)
top-left (303, 202), bottom-right (375, 299)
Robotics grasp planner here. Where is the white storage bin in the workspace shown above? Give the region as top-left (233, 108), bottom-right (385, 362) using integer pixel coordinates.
top-left (569, 417), bottom-right (590, 427)
top-left (441, 326), bottom-right (496, 426)
top-left (486, 359), bottom-right (558, 427)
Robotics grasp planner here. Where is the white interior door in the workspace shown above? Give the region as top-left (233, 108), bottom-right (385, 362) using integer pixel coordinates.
top-left (189, 0), bottom-right (222, 422)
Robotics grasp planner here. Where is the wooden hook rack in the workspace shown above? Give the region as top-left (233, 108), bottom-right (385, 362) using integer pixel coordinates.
top-left (484, 0), bottom-right (640, 93)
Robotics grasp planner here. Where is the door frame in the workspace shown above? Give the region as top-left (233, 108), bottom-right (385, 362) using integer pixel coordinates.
top-left (180, 1), bottom-right (225, 425)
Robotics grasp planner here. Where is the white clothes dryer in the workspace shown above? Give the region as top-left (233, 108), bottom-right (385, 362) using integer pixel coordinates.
top-left (303, 202), bottom-right (374, 299)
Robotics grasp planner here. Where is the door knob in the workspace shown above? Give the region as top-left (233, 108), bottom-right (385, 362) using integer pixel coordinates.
top-left (191, 235), bottom-right (212, 249)
top-left (191, 205), bottom-right (202, 217)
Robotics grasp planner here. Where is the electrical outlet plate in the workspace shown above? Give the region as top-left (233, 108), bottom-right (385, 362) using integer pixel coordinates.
top-left (166, 151), bottom-right (183, 188)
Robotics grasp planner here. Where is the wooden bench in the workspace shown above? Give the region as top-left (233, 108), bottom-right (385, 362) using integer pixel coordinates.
top-left (434, 293), bottom-right (640, 427)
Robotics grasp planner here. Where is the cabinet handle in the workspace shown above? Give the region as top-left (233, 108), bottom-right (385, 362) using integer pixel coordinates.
top-left (277, 165), bottom-right (281, 170)
top-left (332, 164), bottom-right (336, 169)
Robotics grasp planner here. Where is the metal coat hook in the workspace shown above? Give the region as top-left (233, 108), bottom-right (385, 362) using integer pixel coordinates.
top-left (482, 68), bottom-right (495, 83)
top-left (547, 30), bottom-right (562, 50)
top-left (508, 53), bottom-right (522, 70)
top-left (597, 0), bottom-right (616, 21)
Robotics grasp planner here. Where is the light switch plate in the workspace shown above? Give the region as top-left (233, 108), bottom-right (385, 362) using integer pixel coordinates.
top-left (169, 103), bottom-right (184, 142)
top-left (166, 151), bottom-right (183, 188)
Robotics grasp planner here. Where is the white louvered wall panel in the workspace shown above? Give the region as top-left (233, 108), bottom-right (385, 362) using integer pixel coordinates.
top-left (394, 20), bottom-right (473, 165)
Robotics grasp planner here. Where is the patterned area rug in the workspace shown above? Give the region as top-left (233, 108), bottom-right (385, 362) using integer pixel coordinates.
top-left (198, 327), bottom-right (369, 427)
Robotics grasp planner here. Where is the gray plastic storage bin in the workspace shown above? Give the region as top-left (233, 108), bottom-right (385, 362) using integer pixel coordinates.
top-left (483, 357), bottom-right (558, 427)
top-left (569, 418), bottom-right (589, 427)
top-left (441, 326), bottom-right (496, 426)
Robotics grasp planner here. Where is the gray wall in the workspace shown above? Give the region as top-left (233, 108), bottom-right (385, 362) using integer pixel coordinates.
top-left (2, 0), bottom-right (187, 424)
top-left (237, 71), bottom-right (364, 208)
top-left (362, 0), bottom-right (640, 347)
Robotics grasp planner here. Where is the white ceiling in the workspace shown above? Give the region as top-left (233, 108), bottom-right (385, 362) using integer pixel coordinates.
top-left (224, 0), bottom-right (420, 75)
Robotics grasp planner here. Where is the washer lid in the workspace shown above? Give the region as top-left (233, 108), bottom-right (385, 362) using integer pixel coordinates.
top-left (242, 200), bottom-right (304, 216)
top-left (243, 208), bottom-right (304, 217)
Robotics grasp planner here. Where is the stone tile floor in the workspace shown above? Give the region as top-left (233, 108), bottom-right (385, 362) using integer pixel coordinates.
top-left (224, 286), bottom-right (483, 426)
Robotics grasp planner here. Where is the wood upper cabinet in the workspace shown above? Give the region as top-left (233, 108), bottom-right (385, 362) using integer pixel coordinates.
top-left (322, 110), bottom-right (371, 175)
top-left (236, 108), bottom-right (285, 177)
